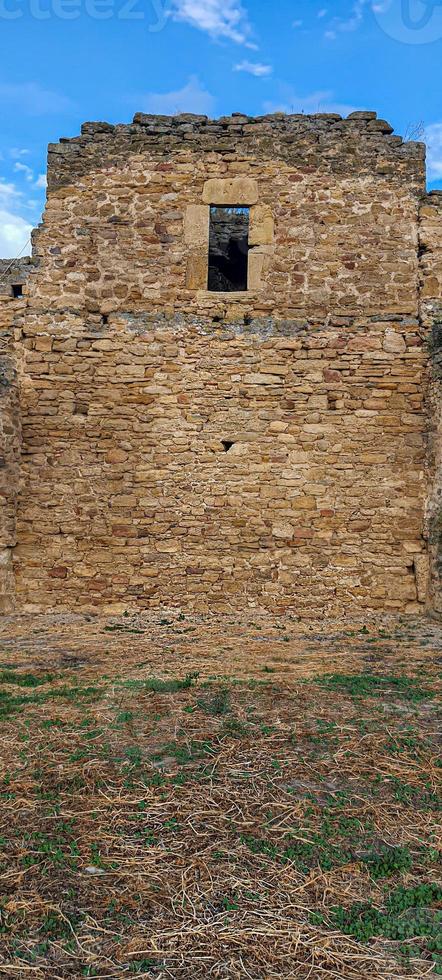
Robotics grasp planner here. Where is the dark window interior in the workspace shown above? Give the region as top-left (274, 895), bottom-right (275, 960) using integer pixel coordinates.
top-left (208, 206), bottom-right (249, 292)
top-left (12, 283), bottom-right (23, 298)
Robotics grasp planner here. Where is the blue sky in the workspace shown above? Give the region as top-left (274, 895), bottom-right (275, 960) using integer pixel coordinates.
top-left (1, 0), bottom-right (442, 257)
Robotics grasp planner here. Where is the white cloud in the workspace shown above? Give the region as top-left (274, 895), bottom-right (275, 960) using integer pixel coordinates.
top-left (139, 75), bottom-right (216, 115)
top-left (426, 123), bottom-right (442, 180)
top-left (0, 82), bottom-right (73, 115)
top-left (0, 179), bottom-right (32, 259)
top-left (292, 19), bottom-right (303, 28)
top-left (0, 178), bottom-right (21, 205)
top-left (10, 147), bottom-right (31, 159)
top-left (14, 161), bottom-right (34, 182)
top-left (12, 162), bottom-right (47, 191)
top-left (263, 87), bottom-right (357, 118)
top-left (0, 210), bottom-right (32, 258)
top-left (171, 0), bottom-right (251, 43)
top-left (323, 0), bottom-right (373, 38)
top-left (234, 60), bottom-right (272, 76)
top-left (342, 0), bottom-right (367, 30)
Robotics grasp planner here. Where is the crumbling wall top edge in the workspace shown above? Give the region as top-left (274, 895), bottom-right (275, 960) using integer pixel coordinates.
top-left (46, 110), bottom-right (427, 194)
top-left (54, 109), bottom-right (423, 148)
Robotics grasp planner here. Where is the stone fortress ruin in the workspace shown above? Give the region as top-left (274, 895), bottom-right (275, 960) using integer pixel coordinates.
top-left (1, 110), bottom-right (442, 617)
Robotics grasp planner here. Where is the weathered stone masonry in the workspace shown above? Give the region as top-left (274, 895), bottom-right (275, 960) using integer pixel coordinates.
top-left (420, 193), bottom-right (442, 615)
top-left (0, 259), bottom-right (32, 612)
top-left (1, 110), bottom-right (441, 615)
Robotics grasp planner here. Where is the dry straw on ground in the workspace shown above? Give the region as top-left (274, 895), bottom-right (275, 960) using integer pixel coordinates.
top-left (0, 611), bottom-right (440, 977)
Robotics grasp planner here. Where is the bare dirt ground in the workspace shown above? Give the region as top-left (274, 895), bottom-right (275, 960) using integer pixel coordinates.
top-left (0, 610), bottom-right (440, 978)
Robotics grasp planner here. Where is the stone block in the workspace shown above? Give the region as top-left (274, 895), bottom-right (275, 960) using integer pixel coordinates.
top-left (184, 205), bottom-right (209, 247)
top-left (383, 329), bottom-right (406, 353)
top-left (249, 205), bottom-right (274, 245)
top-left (202, 177), bottom-right (259, 206)
top-left (186, 252), bottom-right (208, 289)
top-left (414, 553), bottom-right (429, 604)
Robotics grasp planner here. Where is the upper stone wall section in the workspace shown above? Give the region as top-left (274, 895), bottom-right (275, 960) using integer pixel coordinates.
top-left (47, 111), bottom-right (426, 193)
top-left (420, 191), bottom-right (442, 316)
top-left (29, 112), bottom-right (426, 320)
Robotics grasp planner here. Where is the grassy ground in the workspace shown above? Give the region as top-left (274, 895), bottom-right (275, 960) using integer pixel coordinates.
top-left (0, 611), bottom-right (440, 978)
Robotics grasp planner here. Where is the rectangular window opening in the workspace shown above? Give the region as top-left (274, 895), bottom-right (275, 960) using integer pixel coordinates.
top-left (12, 283), bottom-right (23, 299)
top-left (208, 206), bottom-right (249, 292)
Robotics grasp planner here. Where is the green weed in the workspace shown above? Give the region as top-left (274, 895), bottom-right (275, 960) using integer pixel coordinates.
top-left (222, 717), bottom-right (249, 738)
top-left (0, 683), bottom-right (102, 721)
top-left (314, 672), bottom-right (434, 702)
top-left (127, 959), bottom-right (159, 974)
top-left (0, 670), bottom-right (56, 687)
top-left (119, 672), bottom-right (199, 694)
top-left (362, 844), bottom-right (412, 879)
top-left (197, 687), bottom-right (230, 716)
top-left (330, 883), bottom-right (442, 969)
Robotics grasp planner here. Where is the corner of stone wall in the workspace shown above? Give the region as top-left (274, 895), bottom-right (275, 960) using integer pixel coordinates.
top-left (0, 295), bottom-right (23, 614)
top-left (419, 192), bottom-right (442, 615)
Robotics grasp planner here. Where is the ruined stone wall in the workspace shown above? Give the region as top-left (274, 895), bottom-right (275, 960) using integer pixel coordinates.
top-left (0, 260), bottom-right (34, 610)
top-left (0, 301), bottom-right (22, 611)
top-left (11, 112), bottom-right (434, 614)
top-left (419, 191), bottom-right (442, 614)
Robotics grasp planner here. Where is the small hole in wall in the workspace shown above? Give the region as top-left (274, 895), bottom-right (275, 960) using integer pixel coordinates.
top-left (102, 314), bottom-right (109, 326)
top-left (74, 402), bottom-right (89, 416)
top-left (222, 440), bottom-right (235, 452)
top-left (12, 283), bottom-right (23, 299)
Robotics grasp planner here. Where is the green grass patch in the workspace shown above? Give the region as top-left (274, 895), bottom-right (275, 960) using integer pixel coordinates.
top-left (21, 826), bottom-right (79, 870)
top-left (197, 687), bottom-right (230, 716)
top-left (242, 824), bottom-right (418, 879)
top-left (241, 831), bottom-right (353, 873)
top-left (127, 959), bottom-right (159, 974)
top-left (221, 717), bottom-right (249, 738)
top-left (384, 776), bottom-right (442, 811)
top-left (362, 844), bottom-right (413, 879)
top-left (314, 672), bottom-right (434, 702)
top-left (0, 670), bottom-right (56, 688)
top-left (330, 883), bottom-right (442, 972)
top-left (119, 672), bottom-right (198, 694)
top-left (151, 739), bottom-right (216, 766)
top-left (0, 683), bottom-right (102, 721)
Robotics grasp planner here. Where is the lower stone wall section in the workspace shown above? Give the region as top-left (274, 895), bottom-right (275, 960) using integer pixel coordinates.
top-left (13, 312), bottom-right (428, 615)
top-left (426, 325), bottom-right (442, 614)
